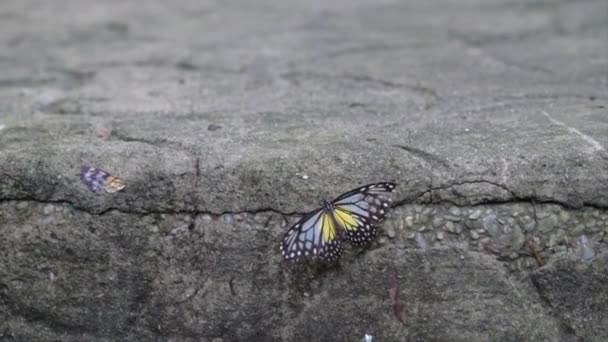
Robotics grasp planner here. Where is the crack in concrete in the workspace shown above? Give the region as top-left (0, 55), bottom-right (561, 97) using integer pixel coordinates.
top-left (391, 144), bottom-right (450, 168)
top-left (280, 70), bottom-right (439, 98)
top-left (0, 197), bottom-right (307, 218)
top-left (3, 177), bottom-right (608, 222)
top-left (109, 131), bottom-right (191, 152)
top-left (411, 179), bottom-right (516, 201)
top-left (405, 179), bottom-right (608, 210)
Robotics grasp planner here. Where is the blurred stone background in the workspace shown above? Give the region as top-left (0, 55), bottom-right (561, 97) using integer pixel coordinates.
top-left (1, 0), bottom-right (607, 341)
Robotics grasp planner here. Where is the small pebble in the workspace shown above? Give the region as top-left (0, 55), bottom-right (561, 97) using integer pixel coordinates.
top-left (482, 215), bottom-right (499, 236)
top-left (511, 225), bottom-right (526, 250)
top-left (559, 211), bottom-right (571, 223)
top-left (386, 227), bottom-right (396, 239)
top-left (469, 209), bottom-right (482, 220)
top-left (586, 219), bottom-right (597, 228)
top-left (207, 124), bottom-right (222, 131)
top-left (548, 234), bottom-right (559, 248)
top-left (170, 224), bottom-right (189, 235)
top-left (538, 215), bottom-right (559, 233)
top-left (448, 207), bottom-right (461, 216)
top-left (415, 232), bottom-right (428, 250)
top-left (580, 235), bottom-right (595, 263)
top-left (445, 215), bottom-right (461, 222)
top-left (535, 207), bottom-right (550, 219)
top-left (432, 217), bottom-right (444, 228)
top-left (43, 204), bottom-right (54, 215)
top-left (405, 216), bottom-right (414, 227)
top-left (507, 252), bottom-right (519, 260)
top-left (436, 231), bottom-right (445, 240)
top-left (470, 230), bottom-right (480, 240)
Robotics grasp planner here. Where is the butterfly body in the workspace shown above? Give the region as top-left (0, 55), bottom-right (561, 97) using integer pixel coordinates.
top-left (280, 182), bottom-right (396, 263)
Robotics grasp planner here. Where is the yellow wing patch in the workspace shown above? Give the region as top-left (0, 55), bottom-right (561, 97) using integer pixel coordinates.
top-left (321, 212), bottom-right (337, 242)
top-left (334, 208), bottom-right (358, 231)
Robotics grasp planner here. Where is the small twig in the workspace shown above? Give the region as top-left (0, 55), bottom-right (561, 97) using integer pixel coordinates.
top-left (388, 273), bottom-right (406, 325)
top-left (527, 239), bottom-right (544, 268)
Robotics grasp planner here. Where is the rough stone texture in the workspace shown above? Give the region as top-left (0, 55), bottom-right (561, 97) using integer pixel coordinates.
top-left (532, 254), bottom-right (608, 342)
top-left (1, 0), bottom-right (607, 341)
top-left (0, 201), bottom-right (572, 341)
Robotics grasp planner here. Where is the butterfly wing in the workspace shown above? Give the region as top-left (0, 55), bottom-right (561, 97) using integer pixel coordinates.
top-left (331, 182), bottom-right (396, 246)
top-left (280, 208), bottom-right (343, 263)
top-left (104, 176), bottom-right (126, 193)
top-left (80, 166), bottom-right (110, 193)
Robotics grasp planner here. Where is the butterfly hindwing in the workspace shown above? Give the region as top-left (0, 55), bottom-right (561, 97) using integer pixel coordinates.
top-left (280, 208), bottom-right (343, 263)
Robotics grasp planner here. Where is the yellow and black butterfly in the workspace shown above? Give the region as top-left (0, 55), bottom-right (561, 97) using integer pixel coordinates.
top-left (280, 182), bottom-right (397, 263)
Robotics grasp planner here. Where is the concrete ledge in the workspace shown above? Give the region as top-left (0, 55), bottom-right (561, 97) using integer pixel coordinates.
top-left (1, 0), bottom-right (607, 341)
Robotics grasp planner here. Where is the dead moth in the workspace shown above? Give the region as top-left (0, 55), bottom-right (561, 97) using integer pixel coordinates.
top-left (80, 166), bottom-right (125, 193)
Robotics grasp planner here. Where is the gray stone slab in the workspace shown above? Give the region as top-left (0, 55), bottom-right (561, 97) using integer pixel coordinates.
top-left (0, 201), bottom-right (569, 341)
top-left (1, 0), bottom-right (607, 214)
top-left (1, 0), bottom-right (607, 341)
top-left (532, 254), bottom-right (608, 342)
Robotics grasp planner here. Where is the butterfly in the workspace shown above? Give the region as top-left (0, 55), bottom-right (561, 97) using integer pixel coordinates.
top-left (280, 182), bottom-right (397, 263)
top-left (80, 166), bottom-right (126, 193)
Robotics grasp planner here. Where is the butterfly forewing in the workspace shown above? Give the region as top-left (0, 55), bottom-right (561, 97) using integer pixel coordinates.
top-left (80, 166), bottom-right (126, 193)
top-left (80, 166), bottom-right (110, 193)
top-left (331, 182), bottom-right (396, 246)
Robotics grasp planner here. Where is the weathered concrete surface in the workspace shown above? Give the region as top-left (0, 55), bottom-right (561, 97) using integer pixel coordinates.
top-left (1, 0), bottom-right (607, 213)
top-left (532, 254), bottom-right (608, 342)
top-left (0, 201), bottom-right (572, 341)
top-left (1, 0), bottom-right (607, 341)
